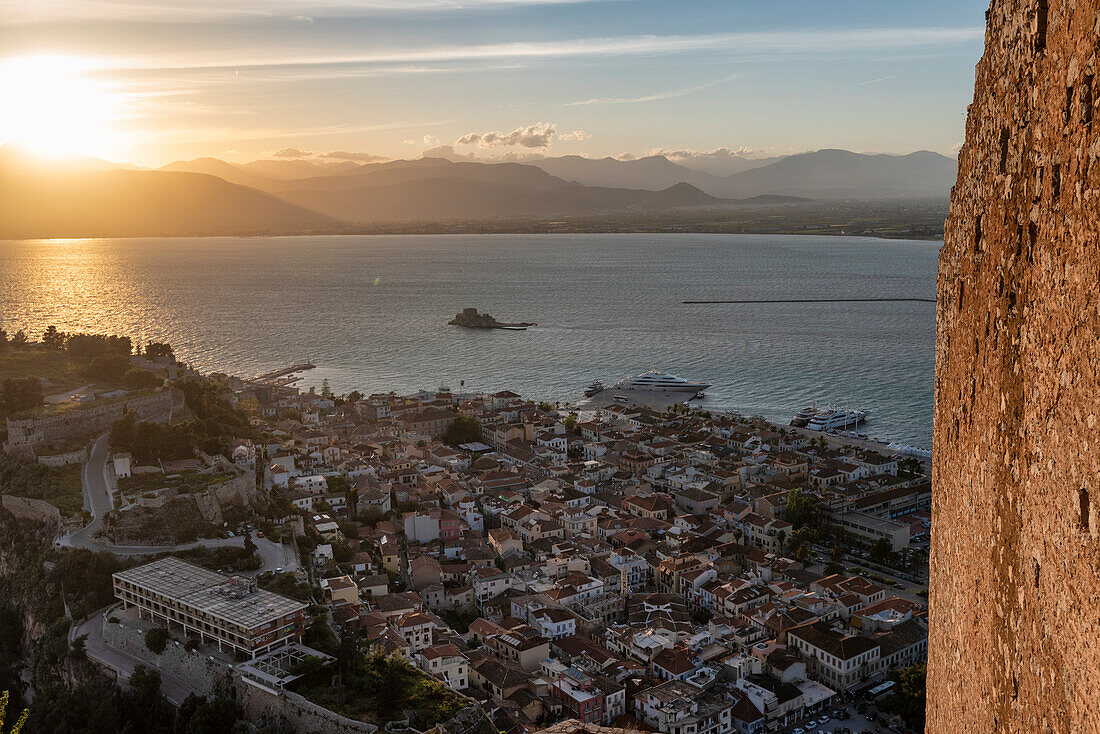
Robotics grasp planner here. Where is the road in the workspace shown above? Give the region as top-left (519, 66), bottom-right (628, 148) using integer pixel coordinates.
top-left (73, 610), bottom-right (198, 706)
top-left (59, 432), bottom-right (298, 575)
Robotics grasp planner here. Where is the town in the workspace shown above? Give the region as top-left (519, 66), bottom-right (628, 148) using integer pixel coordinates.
top-left (1, 333), bottom-right (931, 734)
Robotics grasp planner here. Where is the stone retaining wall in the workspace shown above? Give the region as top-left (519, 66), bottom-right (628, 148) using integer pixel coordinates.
top-left (102, 616), bottom-right (231, 696)
top-left (238, 679), bottom-right (380, 734)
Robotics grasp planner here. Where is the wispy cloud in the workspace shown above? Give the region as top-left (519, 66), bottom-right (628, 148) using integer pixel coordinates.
top-left (123, 118), bottom-right (454, 145)
top-left (858, 74), bottom-right (900, 86)
top-left (66, 27), bottom-right (984, 74)
top-left (567, 72), bottom-right (742, 106)
top-left (0, 0), bottom-right (619, 24)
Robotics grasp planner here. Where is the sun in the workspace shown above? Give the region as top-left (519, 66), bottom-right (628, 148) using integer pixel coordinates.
top-left (0, 54), bottom-right (118, 159)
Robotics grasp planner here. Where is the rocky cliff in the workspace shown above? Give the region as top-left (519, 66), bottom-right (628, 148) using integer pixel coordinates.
top-left (929, 1), bottom-right (1100, 732)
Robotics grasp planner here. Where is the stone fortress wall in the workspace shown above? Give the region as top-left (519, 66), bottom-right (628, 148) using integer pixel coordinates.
top-left (3, 388), bottom-right (178, 456)
top-left (929, 1), bottom-right (1100, 732)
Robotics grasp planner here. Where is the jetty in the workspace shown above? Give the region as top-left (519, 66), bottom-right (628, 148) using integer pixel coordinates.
top-left (449, 308), bottom-right (536, 330)
top-left (247, 362), bottom-right (316, 386)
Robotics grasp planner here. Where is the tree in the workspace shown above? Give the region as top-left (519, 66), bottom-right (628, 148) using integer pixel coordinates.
top-left (878, 663), bottom-right (926, 730)
top-left (793, 542), bottom-right (810, 564)
top-left (42, 325), bottom-right (65, 350)
top-left (143, 342), bottom-right (174, 359)
top-left (346, 390), bottom-right (363, 403)
top-left (443, 416), bottom-right (480, 447)
top-left (144, 627), bottom-right (168, 655)
top-left (0, 690), bottom-right (29, 734)
top-left (1, 378), bottom-right (44, 414)
top-left (563, 412), bottom-right (578, 430)
top-left (321, 379), bottom-right (333, 399)
top-left (9, 331), bottom-right (27, 346)
top-left (870, 537), bottom-right (893, 564)
top-left (783, 487), bottom-right (823, 532)
top-left (0, 328), bottom-right (8, 348)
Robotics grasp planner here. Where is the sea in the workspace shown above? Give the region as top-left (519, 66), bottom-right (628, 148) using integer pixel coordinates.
top-left (0, 234), bottom-right (939, 447)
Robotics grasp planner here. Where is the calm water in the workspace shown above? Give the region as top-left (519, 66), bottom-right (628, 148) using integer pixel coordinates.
top-left (0, 234), bottom-right (938, 446)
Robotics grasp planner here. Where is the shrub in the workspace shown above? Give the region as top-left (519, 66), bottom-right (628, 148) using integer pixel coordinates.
top-left (184, 639), bottom-right (200, 653)
top-left (144, 627), bottom-right (168, 655)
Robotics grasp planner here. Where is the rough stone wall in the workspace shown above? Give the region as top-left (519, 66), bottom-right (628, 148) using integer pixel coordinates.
top-left (237, 682), bottom-right (380, 734)
top-left (102, 618), bottom-right (231, 696)
top-left (929, 2), bottom-right (1100, 733)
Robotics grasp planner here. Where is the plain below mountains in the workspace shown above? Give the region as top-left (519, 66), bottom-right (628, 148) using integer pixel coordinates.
top-left (0, 143), bottom-right (956, 238)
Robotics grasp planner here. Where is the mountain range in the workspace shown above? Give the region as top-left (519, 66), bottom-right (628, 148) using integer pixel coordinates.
top-left (0, 143), bottom-right (956, 238)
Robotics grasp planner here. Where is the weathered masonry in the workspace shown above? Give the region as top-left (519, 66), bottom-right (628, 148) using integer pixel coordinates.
top-left (929, 1), bottom-right (1100, 732)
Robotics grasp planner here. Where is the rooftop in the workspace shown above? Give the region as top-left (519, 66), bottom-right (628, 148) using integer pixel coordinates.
top-left (114, 556), bottom-right (307, 630)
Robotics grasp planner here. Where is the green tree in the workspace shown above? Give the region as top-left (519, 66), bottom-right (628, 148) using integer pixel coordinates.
top-left (870, 537), bottom-right (893, 563)
top-left (321, 379), bottom-right (333, 399)
top-left (144, 342), bottom-right (174, 359)
top-left (878, 663), bottom-right (926, 730)
top-left (144, 627), bottom-right (168, 655)
top-left (0, 690), bottom-right (29, 734)
top-left (1, 377), bottom-right (44, 414)
top-left (346, 390), bottom-right (363, 403)
top-left (563, 412), bottom-right (578, 430)
top-left (42, 325), bottom-right (65, 350)
top-left (443, 416), bottom-right (480, 447)
top-left (783, 487), bottom-right (823, 532)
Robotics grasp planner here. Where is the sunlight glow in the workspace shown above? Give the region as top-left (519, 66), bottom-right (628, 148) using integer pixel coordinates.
top-left (0, 55), bottom-right (118, 158)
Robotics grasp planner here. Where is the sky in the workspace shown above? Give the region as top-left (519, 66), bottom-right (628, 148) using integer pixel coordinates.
top-left (0, 0), bottom-right (989, 167)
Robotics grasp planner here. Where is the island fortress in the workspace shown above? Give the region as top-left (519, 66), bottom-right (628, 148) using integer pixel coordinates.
top-left (929, 1), bottom-right (1100, 732)
top-left (448, 308), bottom-right (536, 330)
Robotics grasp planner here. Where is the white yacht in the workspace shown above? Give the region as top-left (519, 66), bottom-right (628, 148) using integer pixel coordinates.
top-left (613, 370), bottom-right (711, 394)
top-left (790, 405), bottom-right (819, 427)
top-left (805, 407), bottom-right (868, 431)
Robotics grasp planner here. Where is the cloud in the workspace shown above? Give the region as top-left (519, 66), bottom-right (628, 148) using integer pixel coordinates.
top-left (558, 130), bottom-right (591, 141)
top-left (319, 150), bottom-right (387, 162)
top-left (69, 27), bottom-right (984, 74)
top-left (567, 73), bottom-right (742, 106)
top-left (457, 122), bottom-right (557, 148)
top-left (2, 0), bottom-right (616, 24)
top-left (272, 147), bottom-right (312, 157)
top-left (857, 74), bottom-right (901, 86)
top-left (657, 146), bottom-right (755, 163)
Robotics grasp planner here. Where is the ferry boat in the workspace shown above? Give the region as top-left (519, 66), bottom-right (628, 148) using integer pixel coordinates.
top-left (805, 407), bottom-right (868, 431)
top-left (613, 370), bottom-right (711, 395)
top-left (584, 380), bottom-right (605, 397)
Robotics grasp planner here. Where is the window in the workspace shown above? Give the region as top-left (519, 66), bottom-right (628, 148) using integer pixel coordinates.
top-left (1079, 488), bottom-right (1091, 532)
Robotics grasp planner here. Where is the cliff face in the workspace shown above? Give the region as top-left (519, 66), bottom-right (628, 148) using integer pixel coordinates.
top-left (930, 2), bottom-right (1100, 732)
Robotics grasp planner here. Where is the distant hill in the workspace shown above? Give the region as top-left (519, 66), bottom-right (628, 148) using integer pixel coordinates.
top-left (714, 149), bottom-right (957, 200)
top-left (0, 143), bottom-right (952, 237)
top-left (267, 157), bottom-right (567, 194)
top-left (277, 176), bottom-right (760, 223)
top-left (530, 149), bottom-right (954, 199)
top-left (0, 149), bottom-right (338, 238)
top-left (159, 157), bottom-right (278, 191)
top-left (531, 154), bottom-right (771, 192)
top-left (235, 157), bottom-right (360, 180)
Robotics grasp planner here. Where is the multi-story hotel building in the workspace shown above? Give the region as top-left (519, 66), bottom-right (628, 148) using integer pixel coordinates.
top-left (112, 557), bottom-right (307, 658)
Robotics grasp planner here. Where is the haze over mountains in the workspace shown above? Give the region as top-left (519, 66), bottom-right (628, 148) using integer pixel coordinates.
top-left (0, 142), bottom-right (956, 238)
